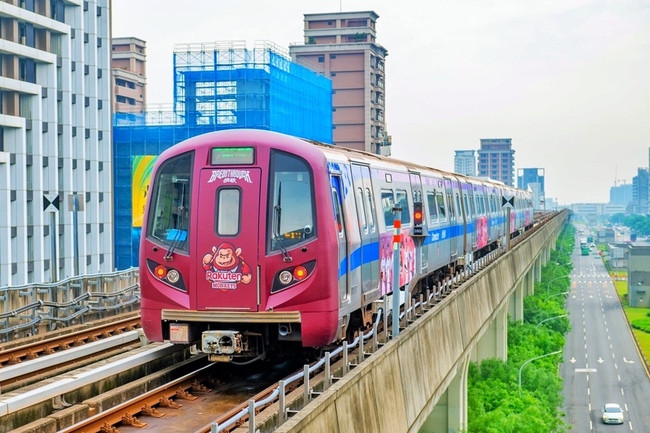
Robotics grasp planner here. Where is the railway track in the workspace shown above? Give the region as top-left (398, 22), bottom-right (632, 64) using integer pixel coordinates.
top-left (53, 358), bottom-right (301, 433)
top-left (0, 314), bottom-right (142, 391)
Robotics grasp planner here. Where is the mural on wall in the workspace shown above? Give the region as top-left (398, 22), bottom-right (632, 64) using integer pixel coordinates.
top-left (132, 155), bottom-right (158, 264)
top-left (132, 155), bottom-right (157, 227)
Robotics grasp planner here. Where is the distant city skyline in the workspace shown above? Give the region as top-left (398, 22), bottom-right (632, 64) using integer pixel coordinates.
top-left (111, 0), bottom-right (650, 204)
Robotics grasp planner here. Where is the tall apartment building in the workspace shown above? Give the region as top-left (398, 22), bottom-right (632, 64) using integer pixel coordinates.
top-left (290, 11), bottom-right (390, 155)
top-left (609, 183), bottom-right (632, 207)
top-left (0, 0), bottom-right (113, 286)
top-left (454, 150), bottom-right (476, 176)
top-left (632, 168), bottom-right (648, 214)
top-left (478, 138), bottom-right (515, 186)
top-left (111, 36), bottom-right (146, 113)
top-left (517, 168), bottom-right (545, 209)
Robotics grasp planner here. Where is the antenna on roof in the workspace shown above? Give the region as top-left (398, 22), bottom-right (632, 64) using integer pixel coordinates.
top-left (340, 0), bottom-right (343, 12)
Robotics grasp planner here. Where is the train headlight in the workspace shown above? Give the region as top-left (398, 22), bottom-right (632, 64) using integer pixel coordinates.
top-left (271, 260), bottom-right (317, 293)
top-left (293, 265), bottom-right (307, 281)
top-left (278, 270), bottom-right (293, 285)
top-left (154, 264), bottom-right (167, 279)
top-left (167, 269), bottom-right (180, 284)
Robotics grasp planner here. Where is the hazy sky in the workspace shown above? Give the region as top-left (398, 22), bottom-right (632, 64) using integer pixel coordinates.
top-left (111, 0), bottom-right (650, 205)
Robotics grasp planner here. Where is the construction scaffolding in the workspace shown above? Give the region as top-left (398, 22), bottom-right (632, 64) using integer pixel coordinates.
top-left (113, 40), bottom-right (332, 270)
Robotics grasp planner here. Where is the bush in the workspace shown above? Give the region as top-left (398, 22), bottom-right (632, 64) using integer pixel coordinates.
top-left (631, 318), bottom-right (650, 333)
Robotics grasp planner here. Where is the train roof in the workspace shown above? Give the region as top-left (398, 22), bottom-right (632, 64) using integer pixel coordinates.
top-left (162, 129), bottom-right (530, 195)
top-left (304, 137), bottom-right (528, 194)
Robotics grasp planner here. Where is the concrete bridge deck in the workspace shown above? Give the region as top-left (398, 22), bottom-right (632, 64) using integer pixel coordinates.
top-left (272, 211), bottom-right (568, 433)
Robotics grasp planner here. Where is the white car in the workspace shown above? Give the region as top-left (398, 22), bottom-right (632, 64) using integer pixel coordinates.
top-left (602, 403), bottom-right (624, 424)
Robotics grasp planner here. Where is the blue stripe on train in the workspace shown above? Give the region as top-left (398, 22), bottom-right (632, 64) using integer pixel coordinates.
top-left (338, 214), bottom-right (511, 276)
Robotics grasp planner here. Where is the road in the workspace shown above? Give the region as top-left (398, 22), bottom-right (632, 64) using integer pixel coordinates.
top-left (561, 232), bottom-right (650, 432)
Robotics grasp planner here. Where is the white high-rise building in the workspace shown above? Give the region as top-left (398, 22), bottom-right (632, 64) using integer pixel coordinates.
top-left (454, 150), bottom-right (476, 176)
top-left (0, 0), bottom-right (113, 286)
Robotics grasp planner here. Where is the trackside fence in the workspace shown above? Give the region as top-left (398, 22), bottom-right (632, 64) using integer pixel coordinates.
top-left (0, 268), bottom-right (140, 343)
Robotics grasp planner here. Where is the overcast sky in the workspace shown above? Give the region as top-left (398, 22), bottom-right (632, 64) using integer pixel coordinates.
top-left (111, 0), bottom-right (650, 205)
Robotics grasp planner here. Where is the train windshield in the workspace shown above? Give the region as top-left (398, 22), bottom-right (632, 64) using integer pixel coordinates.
top-left (147, 152), bottom-right (193, 252)
top-left (268, 150), bottom-right (315, 252)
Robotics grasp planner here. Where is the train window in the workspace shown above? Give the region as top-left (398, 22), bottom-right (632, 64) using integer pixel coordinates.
top-left (436, 191), bottom-right (446, 221)
top-left (464, 194), bottom-right (471, 218)
top-left (356, 187), bottom-right (368, 233)
top-left (381, 189), bottom-right (395, 227)
top-left (216, 188), bottom-right (240, 236)
top-left (332, 188), bottom-right (343, 235)
top-left (426, 191), bottom-right (438, 223)
top-left (147, 152), bottom-right (193, 251)
top-left (454, 193), bottom-right (461, 219)
top-left (365, 188), bottom-right (376, 233)
top-left (396, 190), bottom-right (410, 225)
top-left (268, 151), bottom-right (315, 251)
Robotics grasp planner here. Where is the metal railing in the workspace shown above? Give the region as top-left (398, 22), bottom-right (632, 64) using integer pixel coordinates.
top-left (0, 268), bottom-right (140, 342)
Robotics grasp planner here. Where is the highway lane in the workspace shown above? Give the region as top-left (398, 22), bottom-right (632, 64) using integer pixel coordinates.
top-left (561, 236), bottom-right (650, 432)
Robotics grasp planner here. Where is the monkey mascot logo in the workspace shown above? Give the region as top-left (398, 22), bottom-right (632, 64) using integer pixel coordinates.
top-left (202, 242), bottom-right (252, 290)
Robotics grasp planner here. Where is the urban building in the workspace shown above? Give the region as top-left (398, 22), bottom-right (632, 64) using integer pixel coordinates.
top-left (571, 203), bottom-right (626, 215)
top-left (626, 242), bottom-right (650, 307)
top-left (454, 150), bottom-right (476, 176)
top-left (609, 182), bottom-right (633, 208)
top-left (632, 168), bottom-right (648, 214)
top-left (113, 41), bottom-right (332, 269)
top-left (111, 37), bottom-right (146, 113)
top-left (0, 0), bottom-right (112, 287)
top-left (517, 168), bottom-right (545, 209)
top-left (289, 11), bottom-right (390, 155)
top-left (477, 138), bottom-right (515, 186)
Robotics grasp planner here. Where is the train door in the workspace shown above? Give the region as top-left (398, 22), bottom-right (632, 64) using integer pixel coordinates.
top-left (351, 164), bottom-right (380, 303)
top-left (409, 172), bottom-right (424, 277)
top-left (444, 177), bottom-right (460, 263)
top-left (194, 168), bottom-right (261, 311)
top-left (460, 180), bottom-right (472, 258)
top-left (330, 174), bottom-right (351, 306)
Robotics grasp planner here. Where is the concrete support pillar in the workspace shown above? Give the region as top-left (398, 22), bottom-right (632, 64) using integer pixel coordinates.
top-left (420, 356), bottom-right (470, 433)
top-left (525, 269), bottom-right (535, 297)
top-left (534, 257), bottom-right (542, 284)
top-left (472, 306), bottom-right (508, 362)
top-left (508, 279), bottom-right (524, 322)
top-left (544, 245), bottom-right (551, 266)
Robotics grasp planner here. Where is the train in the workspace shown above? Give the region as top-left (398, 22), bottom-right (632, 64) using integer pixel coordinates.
top-left (139, 129), bottom-right (534, 363)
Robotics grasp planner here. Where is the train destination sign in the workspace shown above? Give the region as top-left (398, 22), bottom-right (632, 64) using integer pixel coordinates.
top-left (211, 147), bottom-right (255, 165)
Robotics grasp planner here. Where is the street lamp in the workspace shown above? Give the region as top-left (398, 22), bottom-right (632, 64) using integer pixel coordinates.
top-left (518, 350), bottom-right (562, 389)
top-left (535, 314), bottom-right (568, 329)
top-left (545, 275), bottom-right (569, 294)
top-left (542, 291), bottom-right (570, 302)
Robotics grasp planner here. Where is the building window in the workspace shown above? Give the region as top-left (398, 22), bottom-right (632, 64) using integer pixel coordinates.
top-left (318, 56), bottom-right (324, 63)
top-left (116, 95), bottom-right (136, 105)
top-left (115, 78), bottom-right (136, 89)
